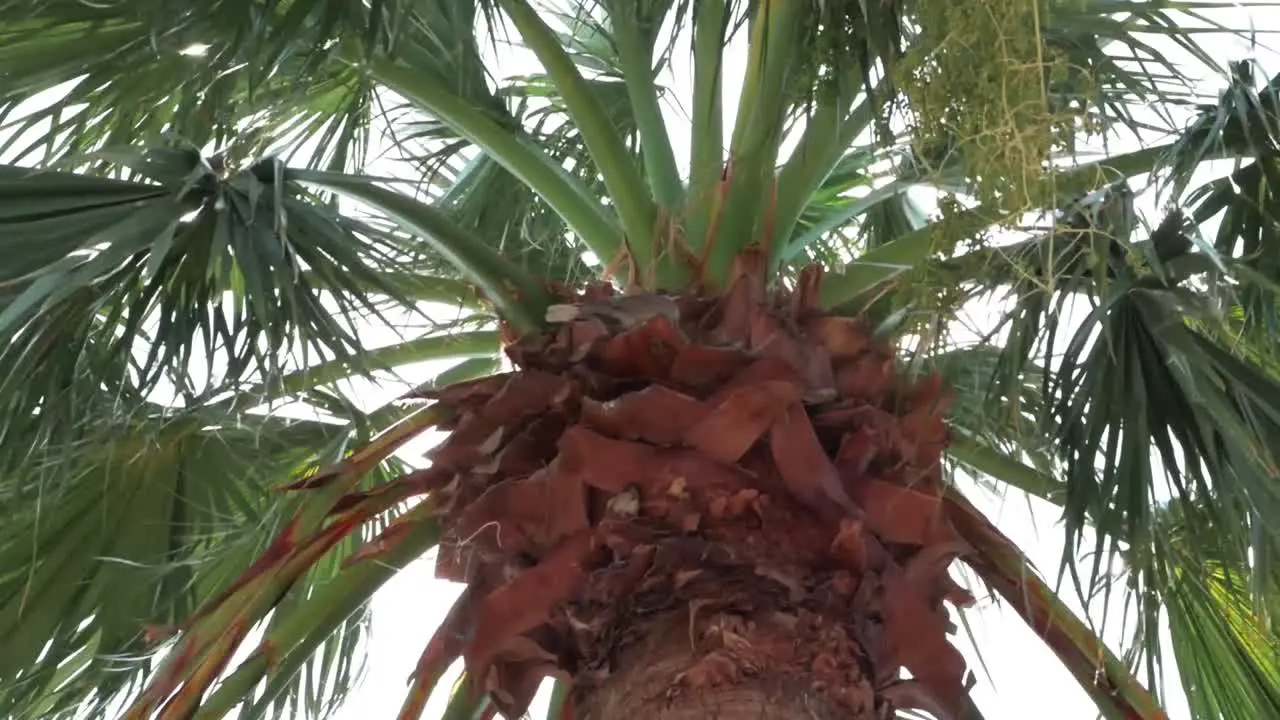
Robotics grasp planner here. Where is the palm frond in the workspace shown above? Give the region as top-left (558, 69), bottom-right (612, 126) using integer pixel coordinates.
top-left (0, 0), bottom-right (419, 170)
top-left (0, 399), bottom-right (412, 720)
top-left (1141, 500), bottom-right (1280, 719)
top-left (0, 150), bottom-right (425, 463)
top-left (930, 66), bottom-right (1280, 713)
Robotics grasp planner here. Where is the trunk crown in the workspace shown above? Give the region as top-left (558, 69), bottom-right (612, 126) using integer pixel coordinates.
top-left (414, 257), bottom-right (973, 719)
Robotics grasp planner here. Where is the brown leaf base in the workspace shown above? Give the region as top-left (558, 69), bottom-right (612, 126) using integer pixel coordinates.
top-left (574, 605), bottom-right (879, 720)
top-left (410, 258), bottom-right (976, 720)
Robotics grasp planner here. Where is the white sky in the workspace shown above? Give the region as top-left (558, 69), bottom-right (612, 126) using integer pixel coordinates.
top-left (3, 4), bottom-right (1277, 720)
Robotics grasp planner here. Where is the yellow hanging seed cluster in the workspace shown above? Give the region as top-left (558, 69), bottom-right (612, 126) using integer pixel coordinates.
top-left (896, 0), bottom-right (1090, 212)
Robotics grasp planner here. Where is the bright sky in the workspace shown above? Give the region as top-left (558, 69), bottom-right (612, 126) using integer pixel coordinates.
top-left (3, 4), bottom-right (1277, 720)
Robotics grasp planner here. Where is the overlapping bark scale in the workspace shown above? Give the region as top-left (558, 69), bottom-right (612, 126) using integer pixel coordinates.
top-left (413, 255), bottom-right (976, 719)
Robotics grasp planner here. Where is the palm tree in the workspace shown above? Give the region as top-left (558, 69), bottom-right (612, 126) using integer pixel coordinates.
top-left (2, 0), bottom-right (1280, 718)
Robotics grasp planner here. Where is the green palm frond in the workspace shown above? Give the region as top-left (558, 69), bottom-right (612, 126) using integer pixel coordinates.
top-left (930, 84), bottom-right (1280, 715)
top-left (949, 71), bottom-right (1280, 584)
top-left (382, 60), bottom-right (648, 285)
top-left (0, 399), bottom-right (414, 720)
top-left (1139, 500), bottom-right (1280, 719)
top-left (0, 150), bottom-right (428, 464)
top-left (0, 1), bottom-right (388, 170)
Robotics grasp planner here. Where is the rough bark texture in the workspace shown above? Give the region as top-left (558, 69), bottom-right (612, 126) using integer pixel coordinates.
top-left (400, 255), bottom-right (977, 720)
top-left (576, 609), bottom-right (874, 719)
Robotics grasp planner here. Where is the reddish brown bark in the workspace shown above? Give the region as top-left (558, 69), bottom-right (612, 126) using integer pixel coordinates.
top-left (410, 258), bottom-right (976, 720)
top-left (574, 608), bottom-right (879, 720)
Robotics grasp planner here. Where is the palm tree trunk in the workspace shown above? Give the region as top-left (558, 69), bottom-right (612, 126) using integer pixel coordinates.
top-left (573, 607), bottom-right (879, 719)
top-left (422, 279), bottom-right (970, 720)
